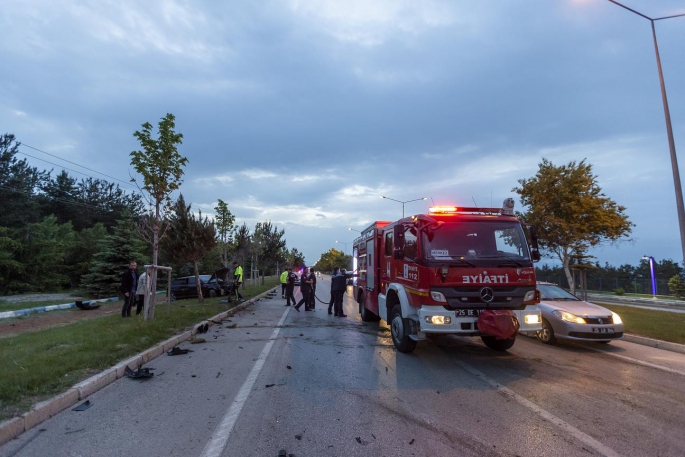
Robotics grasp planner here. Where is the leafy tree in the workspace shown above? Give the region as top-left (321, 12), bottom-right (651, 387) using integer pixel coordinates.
top-left (161, 195), bottom-right (217, 304)
top-left (0, 227), bottom-right (22, 294)
top-left (513, 158), bottom-right (633, 290)
top-left (668, 275), bottom-right (685, 298)
top-left (253, 221), bottom-right (287, 276)
top-left (286, 247), bottom-right (306, 270)
top-left (214, 199), bottom-right (236, 267)
top-left (130, 113), bottom-right (187, 302)
top-left (313, 248), bottom-right (349, 273)
top-left (82, 210), bottom-right (148, 298)
top-left (0, 133), bottom-right (49, 228)
top-left (233, 223), bottom-right (252, 270)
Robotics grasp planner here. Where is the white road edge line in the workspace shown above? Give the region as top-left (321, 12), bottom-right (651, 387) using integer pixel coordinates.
top-left (200, 306), bottom-right (290, 457)
top-left (455, 360), bottom-right (623, 457)
top-left (586, 347), bottom-right (685, 376)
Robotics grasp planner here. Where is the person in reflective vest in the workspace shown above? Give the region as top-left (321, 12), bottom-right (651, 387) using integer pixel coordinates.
top-left (232, 261), bottom-right (244, 301)
top-left (280, 269), bottom-right (288, 299)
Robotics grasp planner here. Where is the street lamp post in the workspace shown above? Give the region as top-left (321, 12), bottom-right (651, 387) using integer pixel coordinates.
top-left (380, 195), bottom-right (428, 218)
top-left (642, 255), bottom-right (657, 297)
top-left (348, 227), bottom-right (361, 233)
top-left (608, 0), bottom-right (685, 264)
top-left (335, 240), bottom-right (350, 255)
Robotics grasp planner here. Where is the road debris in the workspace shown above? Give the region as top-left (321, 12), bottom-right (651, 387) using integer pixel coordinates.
top-left (196, 323), bottom-right (209, 333)
top-left (167, 346), bottom-right (192, 356)
top-left (190, 337), bottom-right (206, 344)
top-left (125, 366), bottom-right (154, 379)
top-left (71, 400), bottom-right (92, 411)
top-left (265, 383), bottom-right (275, 388)
top-left (409, 438), bottom-right (415, 445)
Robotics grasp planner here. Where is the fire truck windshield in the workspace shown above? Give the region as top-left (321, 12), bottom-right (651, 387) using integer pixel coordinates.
top-left (422, 221), bottom-right (532, 264)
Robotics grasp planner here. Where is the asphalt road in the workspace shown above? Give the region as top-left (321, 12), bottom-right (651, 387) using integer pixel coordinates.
top-left (2, 278), bottom-right (684, 457)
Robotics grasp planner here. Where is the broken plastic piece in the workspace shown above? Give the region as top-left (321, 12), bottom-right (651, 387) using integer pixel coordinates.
top-left (196, 323), bottom-right (209, 334)
top-left (72, 400), bottom-right (92, 411)
top-left (167, 346), bottom-right (192, 356)
top-left (125, 366), bottom-right (154, 379)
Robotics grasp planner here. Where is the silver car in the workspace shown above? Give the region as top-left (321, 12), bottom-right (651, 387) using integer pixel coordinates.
top-left (536, 282), bottom-right (624, 345)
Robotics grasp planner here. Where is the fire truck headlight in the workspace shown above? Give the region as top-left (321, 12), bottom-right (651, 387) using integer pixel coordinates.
top-left (425, 316), bottom-right (451, 325)
top-left (430, 291), bottom-right (447, 302)
top-left (524, 314), bottom-right (540, 325)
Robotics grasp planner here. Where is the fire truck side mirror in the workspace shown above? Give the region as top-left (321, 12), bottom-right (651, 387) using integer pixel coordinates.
top-left (393, 224), bottom-right (405, 249)
top-left (528, 225), bottom-right (541, 262)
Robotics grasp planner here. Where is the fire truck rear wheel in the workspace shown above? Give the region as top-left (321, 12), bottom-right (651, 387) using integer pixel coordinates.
top-left (360, 294), bottom-right (379, 322)
top-left (480, 335), bottom-right (516, 352)
top-left (390, 305), bottom-right (417, 353)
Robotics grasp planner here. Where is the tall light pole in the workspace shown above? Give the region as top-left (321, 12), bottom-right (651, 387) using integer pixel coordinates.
top-left (608, 0), bottom-right (685, 264)
top-left (380, 195), bottom-right (427, 218)
top-left (642, 255), bottom-right (657, 297)
top-left (335, 240), bottom-right (350, 255)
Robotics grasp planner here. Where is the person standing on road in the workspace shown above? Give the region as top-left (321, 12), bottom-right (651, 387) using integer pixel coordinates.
top-left (327, 267), bottom-right (340, 314)
top-left (120, 261), bottom-right (138, 318)
top-left (232, 261), bottom-right (244, 301)
top-left (332, 268), bottom-right (357, 317)
top-left (294, 267), bottom-right (313, 312)
top-left (135, 266), bottom-right (151, 316)
top-left (280, 269), bottom-right (288, 299)
top-left (285, 267), bottom-right (297, 306)
top-left (308, 268), bottom-right (317, 310)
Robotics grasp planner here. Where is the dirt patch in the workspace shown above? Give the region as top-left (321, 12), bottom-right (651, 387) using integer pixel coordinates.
top-left (0, 301), bottom-right (122, 339)
top-left (0, 293), bottom-right (84, 303)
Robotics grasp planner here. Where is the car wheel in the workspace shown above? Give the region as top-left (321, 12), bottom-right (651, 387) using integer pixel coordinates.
top-left (536, 318), bottom-right (557, 345)
top-left (209, 289), bottom-right (217, 298)
top-left (390, 305), bottom-right (417, 353)
top-left (480, 335), bottom-right (516, 352)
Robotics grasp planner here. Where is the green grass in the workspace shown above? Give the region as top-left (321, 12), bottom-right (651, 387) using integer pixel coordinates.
top-left (0, 300), bottom-right (84, 313)
top-left (0, 278), bottom-right (278, 421)
top-left (599, 304), bottom-right (685, 345)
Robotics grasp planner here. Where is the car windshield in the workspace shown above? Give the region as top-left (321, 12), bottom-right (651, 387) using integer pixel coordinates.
top-left (538, 284), bottom-right (579, 301)
top-left (199, 275), bottom-right (211, 284)
top-left (423, 221), bottom-right (531, 261)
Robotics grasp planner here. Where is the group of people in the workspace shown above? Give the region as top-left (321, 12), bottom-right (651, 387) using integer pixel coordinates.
top-left (279, 266), bottom-right (355, 317)
top-left (120, 261), bottom-right (150, 318)
top-left (120, 260), bottom-right (245, 318)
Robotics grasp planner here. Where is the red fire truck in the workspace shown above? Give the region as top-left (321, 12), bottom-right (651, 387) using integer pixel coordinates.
top-left (351, 199), bottom-right (541, 353)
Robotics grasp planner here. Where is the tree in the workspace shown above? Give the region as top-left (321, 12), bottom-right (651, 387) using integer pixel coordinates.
top-left (513, 158), bottom-right (633, 290)
top-left (130, 113), bottom-right (187, 304)
top-left (253, 221), bottom-right (287, 276)
top-left (233, 223), bottom-right (252, 270)
top-left (313, 248), bottom-right (349, 273)
top-left (161, 195), bottom-right (217, 303)
top-left (82, 210), bottom-right (148, 298)
top-left (0, 133), bottom-right (49, 229)
top-left (214, 199), bottom-right (236, 267)
top-left (286, 247), bottom-right (306, 270)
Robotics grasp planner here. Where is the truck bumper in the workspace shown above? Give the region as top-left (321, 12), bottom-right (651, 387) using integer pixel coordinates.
top-left (413, 306), bottom-right (541, 336)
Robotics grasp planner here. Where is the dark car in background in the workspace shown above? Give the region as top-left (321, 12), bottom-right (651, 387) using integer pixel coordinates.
top-left (170, 275), bottom-right (222, 300)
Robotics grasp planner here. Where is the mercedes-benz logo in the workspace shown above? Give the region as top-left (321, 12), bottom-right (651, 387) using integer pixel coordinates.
top-left (479, 287), bottom-right (494, 303)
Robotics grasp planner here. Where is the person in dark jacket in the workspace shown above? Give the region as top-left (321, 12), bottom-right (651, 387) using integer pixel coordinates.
top-left (332, 268), bottom-right (357, 317)
top-left (294, 267), bottom-right (313, 312)
top-left (327, 267), bottom-right (340, 314)
top-left (285, 268), bottom-right (297, 306)
top-left (120, 261), bottom-right (138, 317)
top-left (308, 268), bottom-right (317, 310)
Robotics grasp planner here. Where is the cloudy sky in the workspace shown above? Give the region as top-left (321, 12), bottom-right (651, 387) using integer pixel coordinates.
top-left (2, 0), bottom-right (685, 268)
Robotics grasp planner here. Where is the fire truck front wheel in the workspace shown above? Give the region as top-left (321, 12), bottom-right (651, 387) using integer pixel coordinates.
top-left (480, 335), bottom-right (516, 352)
top-left (390, 305), bottom-right (417, 353)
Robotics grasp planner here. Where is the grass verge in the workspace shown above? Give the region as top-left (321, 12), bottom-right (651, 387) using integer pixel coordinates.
top-left (0, 279), bottom-right (278, 421)
top-left (600, 304), bottom-right (685, 345)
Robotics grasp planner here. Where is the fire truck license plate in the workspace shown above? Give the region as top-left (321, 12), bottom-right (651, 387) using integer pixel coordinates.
top-left (592, 327), bottom-right (615, 333)
top-left (454, 309), bottom-right (483, 317)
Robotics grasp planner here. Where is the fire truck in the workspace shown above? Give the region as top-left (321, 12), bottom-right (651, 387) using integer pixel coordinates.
top-left (351, 199), bottom-right (542, 353)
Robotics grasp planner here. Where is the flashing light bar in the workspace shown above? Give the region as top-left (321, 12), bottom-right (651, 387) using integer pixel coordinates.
top-left (429, 206), bottom-right (458, 214)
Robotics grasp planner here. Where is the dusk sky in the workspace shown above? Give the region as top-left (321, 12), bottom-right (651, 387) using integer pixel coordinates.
top-left (2, 0), bottom-right (685, 268)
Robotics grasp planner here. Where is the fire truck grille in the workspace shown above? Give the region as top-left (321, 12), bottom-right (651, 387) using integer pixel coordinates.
top-left (432, 285), bottom-right (533, 308)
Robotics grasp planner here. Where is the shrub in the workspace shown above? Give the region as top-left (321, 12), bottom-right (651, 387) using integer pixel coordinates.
top-left (614, 288), bottom-right (625, 296)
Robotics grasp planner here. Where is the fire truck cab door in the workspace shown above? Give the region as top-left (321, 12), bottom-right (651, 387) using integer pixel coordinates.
top-left (366, 239), bottom-right (374, 290)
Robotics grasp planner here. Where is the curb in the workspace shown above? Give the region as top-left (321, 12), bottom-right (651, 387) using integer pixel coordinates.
top-left (623, 333), bottom-right (685, 355)
top-left (0, 288), bottom-right (278, 447)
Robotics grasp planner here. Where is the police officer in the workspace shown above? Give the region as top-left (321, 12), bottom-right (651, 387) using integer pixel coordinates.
top-left (327, 267), bottom-right (340, 314)
top-left (232, 261), bottom-right (244, 301)
top-left (308, 268), bottom-right (317, 310)
top-left (280, 269), bottom-right (288, 299)
top-left (332, 268), bottom-right (357, 317)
